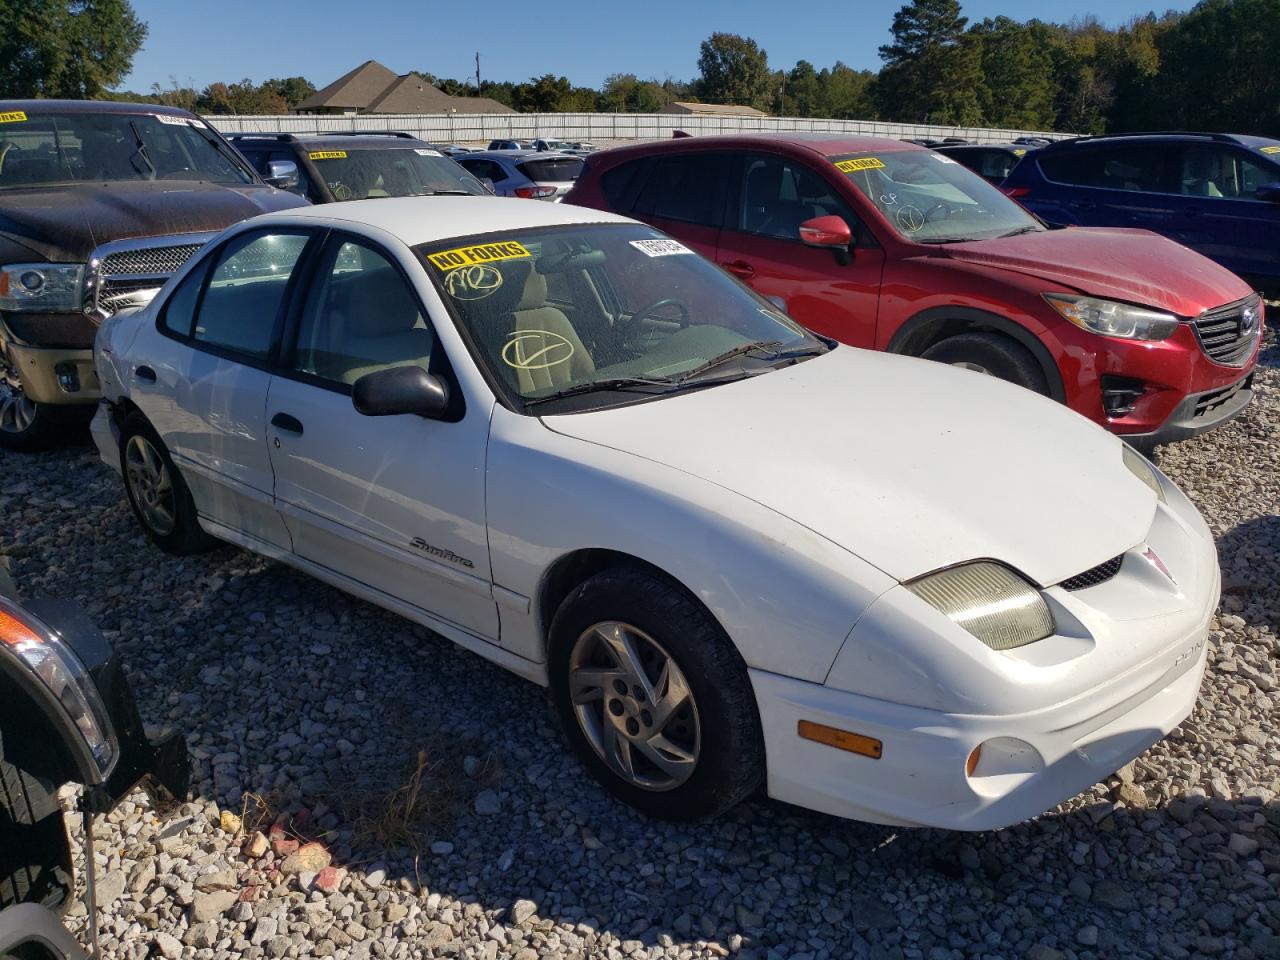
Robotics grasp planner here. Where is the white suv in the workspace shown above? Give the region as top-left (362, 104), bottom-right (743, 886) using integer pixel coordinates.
top-left (92, 196), bottom-right (1219, 830)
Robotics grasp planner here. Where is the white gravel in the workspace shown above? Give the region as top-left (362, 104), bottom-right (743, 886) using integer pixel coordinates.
top-left (1, 330), bottom-right (1277, 960)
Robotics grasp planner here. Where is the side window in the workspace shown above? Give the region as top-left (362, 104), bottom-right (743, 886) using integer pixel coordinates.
top-left (159, 255), bottom-right (213, 337)
top-left (1040, 144), bottom-right (1165, 192)
top-left (1181, 146), bottom-right (1278, 200)
top-left (632, 153), bottom-right (724, 226)
top-left (192, 232), bottom-right (310, 358)
top-left (462, 159), bottom-right (505, 182)
top-left (599, 158), bottom-right (648, 211)
top-left (291, 239), bottom-right (432, 387)
top-left (240, 149), bottom-right (271, 177)
top-left (979, 151), bottom-right (1019, 181)
top-left (737, 154), bottom-right (856, 240)
top-left (1241, 153), bottom-right (1280, 196)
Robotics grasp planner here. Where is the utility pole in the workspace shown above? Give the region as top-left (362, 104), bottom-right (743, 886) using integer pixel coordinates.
top-left (475, 52), bottom-right (481, 96)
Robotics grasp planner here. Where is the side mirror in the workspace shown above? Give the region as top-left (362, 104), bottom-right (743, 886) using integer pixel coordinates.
top-left (264, 159), bottom-right (299, 191)
top-left (352, 366), bottom-right (450, 419)
top-left (799, 215), bottom-right (853, 249)
top-left (1255, 182), bottom-right (1280, 203)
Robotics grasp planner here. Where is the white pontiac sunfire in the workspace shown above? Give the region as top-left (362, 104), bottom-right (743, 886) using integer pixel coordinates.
top-left (92, 197), bottom-right (1219, 830)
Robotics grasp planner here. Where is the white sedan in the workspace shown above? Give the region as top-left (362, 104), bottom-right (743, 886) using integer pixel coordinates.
top-left (92, 197), bottom-right (1219, 830)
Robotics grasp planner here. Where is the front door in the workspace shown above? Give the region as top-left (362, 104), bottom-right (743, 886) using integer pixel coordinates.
top-left (715, 152), bottom-right (885, 347)
top-left (265, 234), bottom-right (499, 639)
top-left (1171, 144), bottom-right (1280, 282)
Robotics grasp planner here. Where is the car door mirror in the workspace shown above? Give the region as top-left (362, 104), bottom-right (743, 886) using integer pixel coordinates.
top-left (1255, 182), bottom-right (1280, 202)
top-left (798, 215), bottom-right (854, 266)
top-left (264, 160), bottom-right (299, 191)
top-left (352, 366), bottom-right (450, 419)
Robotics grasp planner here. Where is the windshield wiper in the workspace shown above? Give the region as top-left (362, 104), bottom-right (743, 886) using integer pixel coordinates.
top-left (523, 376), bottom-right (679, 408)
top-left (415, 189), bottom-right (475, 196)
top-left (995, 225), bottom-right (1041, 239)
top-left (677, 339), bottom-right (825, 382)
top-left (128, 121), bottom-right (156, 179)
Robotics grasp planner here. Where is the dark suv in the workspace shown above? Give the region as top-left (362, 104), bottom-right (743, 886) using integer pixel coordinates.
top-left (230, 131), bottom-right (489, 205)
top-left (1001, 132), bottom-right (1280, 290)
top-left (0, 100), bottom-right (307, 450)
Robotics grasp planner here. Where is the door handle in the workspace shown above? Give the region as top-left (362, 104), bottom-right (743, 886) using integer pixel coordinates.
top-left (271, 412), bottom-right (304, 435)
top-left (722, 260), bottom-right (755, 280)
top-left (133, 365), bottom-right (156, 384)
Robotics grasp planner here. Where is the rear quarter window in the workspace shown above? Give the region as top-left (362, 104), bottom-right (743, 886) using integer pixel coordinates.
top-left (599, 158), bottom-right (649, 211)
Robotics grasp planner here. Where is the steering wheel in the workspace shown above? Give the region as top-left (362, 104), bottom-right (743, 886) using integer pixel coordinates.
top-left (924, 202), bottom-right (953, 223)
top-left (630, 297), bottom-right (690, 328)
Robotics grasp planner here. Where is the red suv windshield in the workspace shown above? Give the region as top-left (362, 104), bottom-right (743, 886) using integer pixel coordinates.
top-left (832, 151), bottom-right (1039, 243)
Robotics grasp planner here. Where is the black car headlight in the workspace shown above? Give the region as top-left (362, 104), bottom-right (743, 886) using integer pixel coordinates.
top-left (0, 595), bottom-right (117, 781)
top-left (906, 561), bottom-right (1055, 651)
top-left (0, 263), bottom-right (85, 313)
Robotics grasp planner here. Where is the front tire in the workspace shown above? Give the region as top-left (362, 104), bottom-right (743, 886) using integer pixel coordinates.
top-left (548, 566), bottom-right (764, 821)
top-left (119, 413), bottom-right (215, 555)
top-left (0, 733), bottom-right (72, 911)
top-left (922, 332), bottom-right (1049, 395)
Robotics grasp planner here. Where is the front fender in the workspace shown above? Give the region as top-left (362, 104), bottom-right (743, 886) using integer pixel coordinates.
top-left (485, 408), bottom-right (896, 683)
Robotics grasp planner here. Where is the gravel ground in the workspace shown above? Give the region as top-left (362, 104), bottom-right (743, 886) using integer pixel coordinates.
top-left (1, 331), bottom-right (1278, 960)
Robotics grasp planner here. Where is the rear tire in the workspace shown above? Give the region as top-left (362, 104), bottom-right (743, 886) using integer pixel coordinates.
top-left (119, 413), bottom-right (216, 555)
top-left (922, 332), bottom-right (1049, 395)
top-left (0, 733), bottom-right (72, 911)
top-left (548, 566), bottom-right (764, 821)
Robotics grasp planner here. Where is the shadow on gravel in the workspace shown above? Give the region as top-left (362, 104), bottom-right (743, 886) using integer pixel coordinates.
top-left (5, 447), bottom-right (1279, 959)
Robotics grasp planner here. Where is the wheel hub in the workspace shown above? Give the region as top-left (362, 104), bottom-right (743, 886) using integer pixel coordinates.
top-left (0, 362), bottom-right (36, 435)
top-left (124, 435), bottom-right (177, 536)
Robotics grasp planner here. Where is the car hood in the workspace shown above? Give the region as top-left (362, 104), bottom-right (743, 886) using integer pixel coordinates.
top-left (940, 227), bottom-right (1254, 316)
top-left (543, 348), bottom-right (1155, 586)
top-left (0, 181), bottom-right (307, 263)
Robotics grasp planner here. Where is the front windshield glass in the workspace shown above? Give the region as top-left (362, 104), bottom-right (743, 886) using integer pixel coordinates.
top-left (417, 224), bottom-right (826, 413)
top-left (0, 110), bottom-right (251, 188)
top-left (833, 150), bottom-right (1040, 242)
top-left (308, 147), bottom-right (487, 200)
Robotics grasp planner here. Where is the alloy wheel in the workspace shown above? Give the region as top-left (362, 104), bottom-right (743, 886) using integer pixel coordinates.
top-left (952, 360), bottom-right (993, 375)
top-left (0, 364), bottom-right (36, 435)
top-left (124, 435), bottom-right (177, 536)
top-left (568, 621), bottom-right (701, 791)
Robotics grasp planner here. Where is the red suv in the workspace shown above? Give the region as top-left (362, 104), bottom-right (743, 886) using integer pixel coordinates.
top-left (567, 134), bottom-right (1262, 445)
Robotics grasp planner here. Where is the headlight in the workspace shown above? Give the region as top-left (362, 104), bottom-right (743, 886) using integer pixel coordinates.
top-left (1122, 444), bottom-right (1166, 503)
top-left (906, 562), bottom-right (1055, 651)
top-left (1044, 294), bottom-right (1179, 341)
top-left (0, 263), bottom-right (85, 312)
top-left (0, 596), bottom-right (116, 781)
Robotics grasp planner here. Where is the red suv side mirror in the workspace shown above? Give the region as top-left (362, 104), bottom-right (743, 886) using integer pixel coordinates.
top-left (798, 215), bottom-right (852, 249)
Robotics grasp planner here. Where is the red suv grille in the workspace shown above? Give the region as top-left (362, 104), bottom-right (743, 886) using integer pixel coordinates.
top-left (1193, 294), bottom-right (1263, 367)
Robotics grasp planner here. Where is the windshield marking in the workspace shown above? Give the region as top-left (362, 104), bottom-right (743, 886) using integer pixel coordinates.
top-left (427, 241), bottom-right (532, 271)
top-left (309, 150), bottom-right (347, 160)
top-left (443, 264), bottom-right (504, 300)
top-left (835, 157), bottom-right (885, 173)
top-left (0, 111), bottom-right (28, 124)
top-left (502, 330), bottom-right (575, 370)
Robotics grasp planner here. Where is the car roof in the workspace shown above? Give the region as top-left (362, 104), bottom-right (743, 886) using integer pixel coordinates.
top-left (1039, 131), bottom-right (1280, 152)
top-left (463, 150), bottom-right (581, 160)
top-left (591, 132), bottom-right (926, 164)
top-left (936, 143), bottom-right (1029, 153)
top-left (229, 133), bottom-right (434, 150)
top-left (264, 195), bottom-right (632, 246)
top-left (0, 98), bottom-right (198, 119)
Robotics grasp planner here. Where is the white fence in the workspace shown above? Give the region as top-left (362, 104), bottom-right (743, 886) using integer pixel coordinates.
top-left (208, 111), bottom-right (1064, 146)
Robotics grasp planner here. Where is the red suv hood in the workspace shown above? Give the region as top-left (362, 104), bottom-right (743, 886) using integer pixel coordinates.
top-left (941, 227), bottom-right (1253, 316)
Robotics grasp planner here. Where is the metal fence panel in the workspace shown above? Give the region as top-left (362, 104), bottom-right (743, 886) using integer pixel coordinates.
top-left (209, 111), bottom-right (1067, 146)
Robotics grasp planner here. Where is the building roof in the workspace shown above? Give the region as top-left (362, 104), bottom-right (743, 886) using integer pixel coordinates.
top-left (665, 101), bottom-right (768, 117)
top-left (295, 60), bottom-right (514, 115)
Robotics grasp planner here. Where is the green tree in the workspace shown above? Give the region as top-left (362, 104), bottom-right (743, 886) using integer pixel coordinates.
top-left (696, 32), bottom-right (771, 109)
top-left (260, 76), bottom-right (316, 110)
top-left (822, 63), bottom-right (878, 119)
top-left (784, 60), bottom-right (822, 117)
top-left (876, 0), bottom-right (984, 124)
top-left (196, 79), bottom-right (286, 115)
top-left (968, 16), bottom-right (1056, 128)
top-left (0, 0), bottom-right (146, 99)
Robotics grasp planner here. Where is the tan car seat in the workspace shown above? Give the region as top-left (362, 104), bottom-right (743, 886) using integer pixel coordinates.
top-left (508, 266), bottom-right (595, 394)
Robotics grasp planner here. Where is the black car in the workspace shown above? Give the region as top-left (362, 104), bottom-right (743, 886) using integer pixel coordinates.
top-left (229, 131), bottom-right (489, 205)
top-left (0, 99), bottom-right (307, 451)
top-left (933, 143), bottom-right (1034, 185)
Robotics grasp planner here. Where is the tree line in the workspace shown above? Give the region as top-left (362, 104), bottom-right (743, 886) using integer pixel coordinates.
top-left (2, 0), bottom-right (1278, 136)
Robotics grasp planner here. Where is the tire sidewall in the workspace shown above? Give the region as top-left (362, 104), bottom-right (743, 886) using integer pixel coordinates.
top-left (118, 414), bottom-right (210, 554)
top-left (548, 568), bottom-right (763, 820)
top-left (923, 332), bottom-right (1049, 395)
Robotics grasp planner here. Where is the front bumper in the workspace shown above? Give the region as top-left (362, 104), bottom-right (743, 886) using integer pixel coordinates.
top-left (1125, 373), bottom-right (1254, 445)
top-left (2, 342), bottom-right (99, 405)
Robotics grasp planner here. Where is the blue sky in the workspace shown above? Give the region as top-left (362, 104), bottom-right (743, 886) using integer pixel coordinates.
top-left (121, 0), bottom-right (1197, 93)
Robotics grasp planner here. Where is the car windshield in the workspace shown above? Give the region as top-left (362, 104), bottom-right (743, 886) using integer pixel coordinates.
top-left (418, 223), bottom-right (827, 413)
top-left (307, 147), bottom-right (487, 200)
top-left (0, 110), bottom-right (252, 188)
top-left (832, 150), bottom-right (1041, 242)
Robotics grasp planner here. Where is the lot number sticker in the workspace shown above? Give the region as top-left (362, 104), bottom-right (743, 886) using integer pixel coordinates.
top-left (155, 113), bottom-right (207, 128)
top-left (630, 239), bottom-right (693, 257)
top-left (0, 111), bottom-right (27, 124)
top-left (414, 148), bottom-right (443, 157)
top-left (309, 150), bottom-right (348, 160)
top-left (1261, 145), bottom-right (1280, 155)
top-left (835, 157), bottom-right (886, 173)
top-left (427, 241), bottom-right (532, 270)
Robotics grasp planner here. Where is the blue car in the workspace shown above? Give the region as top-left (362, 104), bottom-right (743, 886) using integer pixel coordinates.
top-left (1001, 132), bottom-right (1280, 288)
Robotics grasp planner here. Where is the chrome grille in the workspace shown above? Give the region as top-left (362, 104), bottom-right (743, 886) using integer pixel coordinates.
top-left (85, 232), bottom-right (217, 322)
top-left (1060, 555), bottom-right (1124, 591)
top-left (1192, 294), bottom-right (1263, 367)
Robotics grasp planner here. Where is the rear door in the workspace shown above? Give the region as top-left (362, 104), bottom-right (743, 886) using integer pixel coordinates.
top-left (1036, 142), bottom-right (1177, 230)
top-left (625, 151), bottom-right (730, 260)
top-left (714, 151), bottom-right (885, 347)
top-left (143, 229), bottom-right (316, 548)
top-left (1170, 143), bottom-right (1280, 280)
